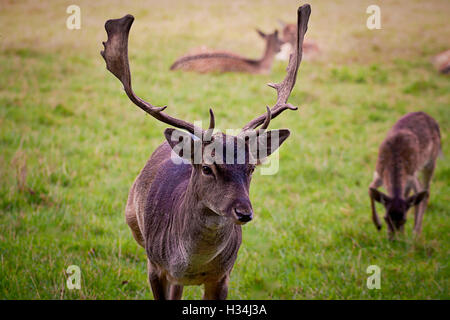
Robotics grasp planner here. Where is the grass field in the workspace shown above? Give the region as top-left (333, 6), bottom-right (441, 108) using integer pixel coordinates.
top-left (0, 0), bottom-right (449, 299)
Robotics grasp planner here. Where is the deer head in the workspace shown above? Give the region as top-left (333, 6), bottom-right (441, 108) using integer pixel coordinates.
top-left (278, 20), bottom-right (298, 46)
top-left (101, 5), bottom-right (311, 225)
top-left (256, 29), bottom-right (284, 55)
top-left (369, 188), bottom-right (428, 230)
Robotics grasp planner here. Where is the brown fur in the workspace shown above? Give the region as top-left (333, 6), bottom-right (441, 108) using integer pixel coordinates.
top-left (279, 22), bottom-right (319, 59)
top-left (369, 112), bottom-right (441, 239)
top-left (170, 30), bottom-right (282, 74)
top-left (126, 132), bottom-right (289, 299)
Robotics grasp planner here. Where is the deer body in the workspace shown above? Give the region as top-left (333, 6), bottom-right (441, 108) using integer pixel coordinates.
top-left (170, 30), bottom-right (282, 74)
top-left (369, 112), bottom-right (441, 239)
top-left (102, 5), bottom-right (311, 299)
top-left (126, 142), bottom-right (242, 287)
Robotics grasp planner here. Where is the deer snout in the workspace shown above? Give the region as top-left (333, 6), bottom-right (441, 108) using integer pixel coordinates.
top-left (233, 208), bottom-right (253, 224)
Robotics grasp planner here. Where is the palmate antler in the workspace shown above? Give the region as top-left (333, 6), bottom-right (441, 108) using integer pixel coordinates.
top-left (241, 4), bottom-right (311, 134)
top-left (101, 14), bottom-right (214, 139)
top-left (102, 5), bottom-right (310, 141)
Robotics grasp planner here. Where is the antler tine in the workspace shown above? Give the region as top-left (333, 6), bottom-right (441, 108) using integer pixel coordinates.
top-left (101, 14), bottom-right (204, 137)
top-left (241, 4), bottom-right (311, 132)
top-left (208, 108), bottom-right (215, 131)
top-left (255, 106), bottom-right (271, 136)
top-left (203, 108), bottom-right (215, 141)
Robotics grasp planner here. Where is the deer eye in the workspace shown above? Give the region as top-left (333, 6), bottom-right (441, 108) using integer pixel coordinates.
top-left (202, 166), bottom-right (213, 176)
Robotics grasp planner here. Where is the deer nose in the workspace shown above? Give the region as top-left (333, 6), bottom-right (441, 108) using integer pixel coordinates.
top-left (234, 208), bottom-right (253, 223)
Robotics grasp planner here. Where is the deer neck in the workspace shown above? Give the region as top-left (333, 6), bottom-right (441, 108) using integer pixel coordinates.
top-left (177, 176), bottom-right (237, 260)
top-left (383, 164), bottom-right (407, 199)
top-left (258, 39), bottom-right (277, 72)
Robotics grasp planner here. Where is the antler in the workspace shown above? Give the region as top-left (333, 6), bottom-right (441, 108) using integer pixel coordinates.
top-left (101, 14), bottom-right (214, 138)
top-left (241, 4), bottom-right (311, 132)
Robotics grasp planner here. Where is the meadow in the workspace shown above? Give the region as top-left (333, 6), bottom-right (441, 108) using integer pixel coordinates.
top-left (0, 0), bottom-right (449, 299)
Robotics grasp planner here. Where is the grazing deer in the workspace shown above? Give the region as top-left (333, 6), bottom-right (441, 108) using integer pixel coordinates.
top-left (169, 29), bottom-right (283, 74)
top-left (276, 20), bottom-right (319, 61)
top-left (101, 5), bottom-right (311, 299)
top-left (368, 112), bottom-right (441, 239)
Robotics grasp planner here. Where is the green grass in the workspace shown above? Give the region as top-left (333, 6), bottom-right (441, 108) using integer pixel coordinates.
top-left (0, 0), bottom-right (449, 299)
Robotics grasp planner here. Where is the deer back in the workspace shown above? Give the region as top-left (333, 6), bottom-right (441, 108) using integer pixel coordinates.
top-left (376, 112), bottom-right (441, 192)
top-left (170, 51), bottom-right (261, 73)
top-left (170, 31), bottom-right (281, 74)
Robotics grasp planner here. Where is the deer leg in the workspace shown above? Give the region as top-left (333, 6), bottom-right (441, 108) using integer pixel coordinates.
top-left (410, 177), bottom-right (422, 233)
top-left (404, 184), bottom-right (412, 198)
top-left (168, 284), bottom-right (184, 300)
top-left (369, 174), bottom-right (383, 230)
top-left (125, 184), bottom-right (145, 248)
top-left (400, 177), bottom-right (415, 235)
top-left (384, 215), bottom-right (395, 241)
top-left (203, 275), bottom-right (229, 300)
top-left (414, 163), bottom-right (435, 235)
top-left (147, 260), bottom-right (168, 300)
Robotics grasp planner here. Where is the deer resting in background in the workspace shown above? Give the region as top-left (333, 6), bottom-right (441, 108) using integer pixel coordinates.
top-left (276, 19), bottom-right (319, 61)
top-left (170, 29), bottom-right (283, 74)
top-left (101, 5), bottom-right (311, 299)
top-left (369, 112), bottom-right (441, 240)
top-left (432, 49), bottom-right (450, 74)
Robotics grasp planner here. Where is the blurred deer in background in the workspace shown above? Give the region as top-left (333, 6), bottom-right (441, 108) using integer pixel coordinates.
top-left (368, 112), bottom-right (441, 240)
top-left (276, 19), bottom-right (319, 61)
top-left (170, 29), bottom-right (283, 74)
top-left (101, 5), bottom-right (311, 299)
top-left (432, 49), bottom-right (450, 74)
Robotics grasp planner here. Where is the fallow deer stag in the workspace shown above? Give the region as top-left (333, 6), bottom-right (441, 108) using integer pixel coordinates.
top-left (101, 5), bottom-right (311, 299)
top-left (170, 29), bottom-right (283, 74)
top-left (369, 112), bottom-right (441, 240)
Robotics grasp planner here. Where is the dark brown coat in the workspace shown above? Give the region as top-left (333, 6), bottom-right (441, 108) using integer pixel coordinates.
top-left (369, 112), bottom-right (441, 239)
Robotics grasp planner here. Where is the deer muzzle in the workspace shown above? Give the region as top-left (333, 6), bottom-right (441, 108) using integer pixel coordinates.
top-left (233, 208), bottom-right (253, 224)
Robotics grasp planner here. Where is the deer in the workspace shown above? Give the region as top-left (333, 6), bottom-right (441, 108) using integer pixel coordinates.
top-left (276, 20), bottom-right (319, 61)
top-left (169, 29), bottom-right (283, 74)
top-left (432, 49), bottom-right (450, 74)
top-left (368, 112), bottom-right (441, 240)
top-left (101, 4), bottom-right (311, 299)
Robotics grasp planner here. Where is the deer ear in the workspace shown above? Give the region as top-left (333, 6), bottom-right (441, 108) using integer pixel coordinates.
top-left (254, 129), bottom-right (290, 163)
top-left (164, 128), bottom-right (200, 163)
top-left (369, 188), bottom-right (391, 205)
top-left (407, 190), bottom-right (428, 207)
top-left (256, 29), bottom-right (267, 39)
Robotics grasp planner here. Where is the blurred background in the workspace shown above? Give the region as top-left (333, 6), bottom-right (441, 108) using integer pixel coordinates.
top-left (0, 0), bottom-right (448, 299)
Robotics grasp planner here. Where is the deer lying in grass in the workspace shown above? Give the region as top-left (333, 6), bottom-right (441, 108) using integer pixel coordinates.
top-left (170, 29), bottom-right (283, 74)
top-left (369, 112), bottom-right (441, 240)
top-left (432, 49), bottom-right (450, 74)
top-left (101, 5), bottom-right (311, 299)
top-left (276, 20), bottom-right (319, 61)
